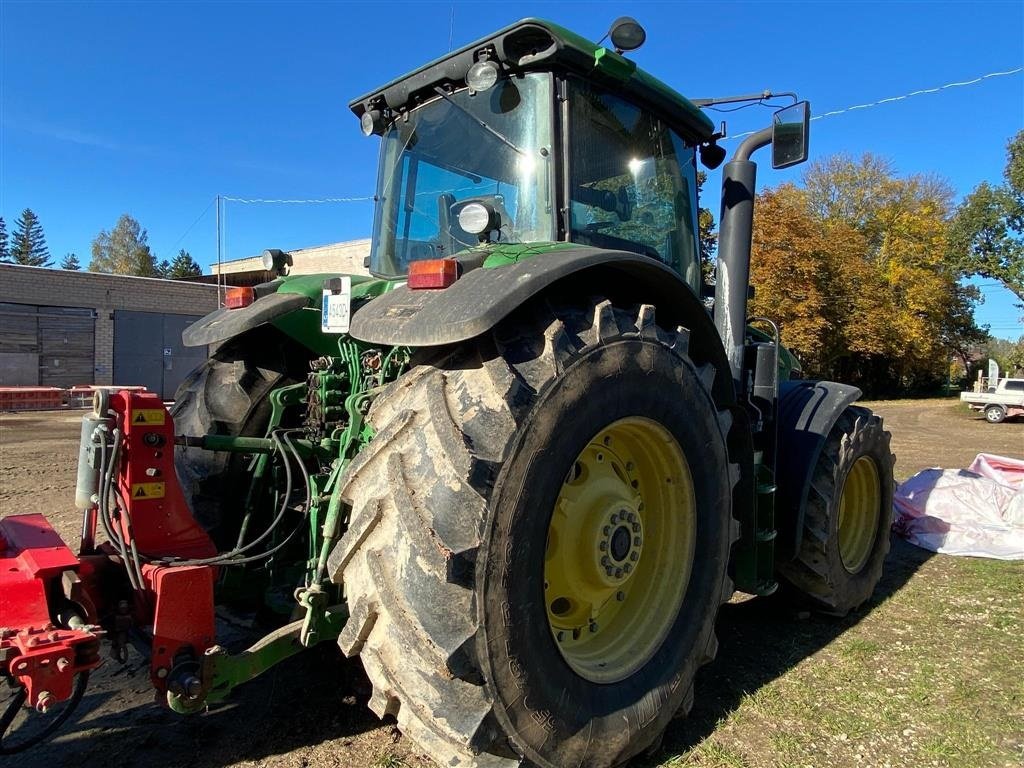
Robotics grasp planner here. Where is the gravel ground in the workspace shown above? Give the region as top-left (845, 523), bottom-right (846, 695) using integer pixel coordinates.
top-left (0, 398), bottom-right (1020, 768)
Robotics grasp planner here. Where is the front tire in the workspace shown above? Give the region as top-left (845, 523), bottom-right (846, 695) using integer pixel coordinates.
top-left (330, 297), bottom-right (739, 768)
top-left (778, 406), bottom-right (894, 616)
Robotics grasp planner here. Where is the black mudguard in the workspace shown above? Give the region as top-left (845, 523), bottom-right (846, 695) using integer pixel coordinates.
top-left (350, 247), bottom-right (707, 350)
top-left (182, 293), bottom-right (308, 347)
top-left (774, 379), bottom-right (863, 560)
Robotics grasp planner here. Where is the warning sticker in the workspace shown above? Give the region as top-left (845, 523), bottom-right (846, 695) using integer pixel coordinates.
top-left (131, 482), bottom-right (165, 500)
top-left (131, 409), bottom-right (166, 425)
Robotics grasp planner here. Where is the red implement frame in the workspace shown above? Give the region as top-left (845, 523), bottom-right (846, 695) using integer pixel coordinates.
top-left (0, 515), bottom-right (100, 710)
top-left (2, 391), bottom-right (219, 717)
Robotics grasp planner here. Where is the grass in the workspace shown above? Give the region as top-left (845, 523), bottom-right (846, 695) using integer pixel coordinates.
top-left (643, 542), bottom-right (1024, 768)
top-left (371, 754), bottom-right (409, 768)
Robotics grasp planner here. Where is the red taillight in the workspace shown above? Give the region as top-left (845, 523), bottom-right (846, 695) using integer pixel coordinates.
top-left (225, 286), bottom-right (255, 309)
top-left (408, 259), bottom-right (459, 290)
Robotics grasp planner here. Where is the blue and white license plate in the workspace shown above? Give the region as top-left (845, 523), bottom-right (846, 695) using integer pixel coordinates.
top-left (321, 277), bottom-right (352, 334)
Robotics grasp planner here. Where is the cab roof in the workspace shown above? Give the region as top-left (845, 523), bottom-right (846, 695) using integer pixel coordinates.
top-left (349, 18), bottom-right (715, 143)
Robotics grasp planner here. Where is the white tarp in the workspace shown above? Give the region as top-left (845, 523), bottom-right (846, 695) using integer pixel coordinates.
top-left (893, 453), bottom-right (1024, 560)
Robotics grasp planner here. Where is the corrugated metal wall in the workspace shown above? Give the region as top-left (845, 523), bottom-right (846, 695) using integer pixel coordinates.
top-left (0, 303), bottom-right (95, 387)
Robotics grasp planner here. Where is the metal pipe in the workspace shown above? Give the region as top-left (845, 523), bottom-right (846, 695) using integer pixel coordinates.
top-left (714, 127), bottom-right (772, 391)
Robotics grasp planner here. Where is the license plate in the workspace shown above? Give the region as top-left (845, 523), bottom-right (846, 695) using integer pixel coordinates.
top-left (321, 277), bottom-right (352, 334)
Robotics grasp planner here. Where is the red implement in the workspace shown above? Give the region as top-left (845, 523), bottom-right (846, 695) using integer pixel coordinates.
top-left (0, 515), bottom-right (100, 710)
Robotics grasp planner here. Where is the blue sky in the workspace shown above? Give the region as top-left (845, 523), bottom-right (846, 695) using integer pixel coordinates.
top-left (1, 0), bottom-right (1021, 336)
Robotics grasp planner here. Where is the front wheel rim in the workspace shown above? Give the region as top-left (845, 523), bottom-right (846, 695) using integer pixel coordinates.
top-left (837, 456), bottom-right (881, 573)
top-left (544, 417), bottom-right (696, 684)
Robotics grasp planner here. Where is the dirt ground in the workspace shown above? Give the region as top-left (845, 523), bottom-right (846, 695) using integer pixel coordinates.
top-left (0, 399), bottom-right (1021, 768)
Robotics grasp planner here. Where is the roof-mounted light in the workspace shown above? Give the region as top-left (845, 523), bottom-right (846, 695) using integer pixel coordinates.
top-left (467, 59), bottom-right (501, 93)
top-left (608, 17), bottom-right (646, 53)
top-left (360, 109), bottom-right (386, 137)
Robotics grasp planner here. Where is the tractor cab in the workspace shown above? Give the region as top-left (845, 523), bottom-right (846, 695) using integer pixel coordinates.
top-left (353, 18), bottom-right (713, 293)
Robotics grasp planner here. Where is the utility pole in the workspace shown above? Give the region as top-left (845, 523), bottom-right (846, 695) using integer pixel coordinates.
top-left (216, 194), bottom-right (223, 307)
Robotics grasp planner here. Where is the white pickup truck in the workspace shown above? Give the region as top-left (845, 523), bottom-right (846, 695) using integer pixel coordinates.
top-left (961, 378), bottom-right (1024, 423)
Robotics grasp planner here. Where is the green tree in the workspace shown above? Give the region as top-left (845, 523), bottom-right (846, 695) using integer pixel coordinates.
top-left (10, 208), bottom-right (52, 267)
top-left (0, 217), bottom-right (8, 262)
top-left (89, 214), bottom-right (159, 276)
top-left (949, 130), bottom-right (1024, 302)
top-left (161, 249), bottom-right (203, 279)
top-left (60, 252), bottom-right (81, 270)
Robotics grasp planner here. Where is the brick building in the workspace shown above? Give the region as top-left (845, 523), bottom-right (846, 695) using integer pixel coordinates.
top-left (0, 264), bottom-right (219, 398)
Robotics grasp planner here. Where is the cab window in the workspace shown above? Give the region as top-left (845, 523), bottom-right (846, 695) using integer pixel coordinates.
top-left (567, 79), bottom-right (701, 290)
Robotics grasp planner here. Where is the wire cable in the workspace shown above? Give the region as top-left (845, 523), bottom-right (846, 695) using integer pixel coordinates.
top-left (221, 195), bottom-right (373, 204)
top-left (724, 66), bottom-right (1023, 141)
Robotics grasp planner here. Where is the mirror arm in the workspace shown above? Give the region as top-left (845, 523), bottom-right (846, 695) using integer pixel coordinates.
top-left (733, 127), bottom-right (773, 163)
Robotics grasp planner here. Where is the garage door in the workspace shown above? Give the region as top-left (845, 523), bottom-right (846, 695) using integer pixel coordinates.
top-left (113, 311), bottom-right (206, 399)
top-left (0, 303), bottom-right (95, 387)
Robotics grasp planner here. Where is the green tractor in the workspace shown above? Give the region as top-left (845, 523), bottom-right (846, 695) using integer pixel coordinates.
top-left (1, 16), bottom-right (894, 767)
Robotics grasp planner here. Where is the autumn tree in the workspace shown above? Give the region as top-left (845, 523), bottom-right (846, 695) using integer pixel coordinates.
top-left (750, 154), bottom-right (984, 396)
top-left (697, 171), bottom-right (717, 281)
top-left (948, 130), bottom-right (1024, 303)
top-left (90, 214), bottom-right (159, 276)
top-left (10, 208), bottom-right (52, 267)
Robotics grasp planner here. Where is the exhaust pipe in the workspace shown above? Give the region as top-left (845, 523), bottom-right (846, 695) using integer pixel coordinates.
top-left (714, 127), bottom-right (772, 393)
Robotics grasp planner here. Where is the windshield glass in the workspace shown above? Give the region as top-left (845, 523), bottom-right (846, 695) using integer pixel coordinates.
top-left (369, 73), bottom-right (555, 277)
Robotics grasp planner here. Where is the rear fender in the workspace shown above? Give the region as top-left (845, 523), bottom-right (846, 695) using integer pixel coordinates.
top-left (774, 379), bottom-right (863, 560)
top-left (350, 247), bottom-right (723, 371)
top-left (182, 274), bottom-right (385, 357)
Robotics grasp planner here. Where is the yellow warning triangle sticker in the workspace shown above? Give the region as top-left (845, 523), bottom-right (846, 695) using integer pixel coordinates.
top-left (133, 412), bottom-right (146, 423)
top-left (134, 486), bottom-right (147, 498)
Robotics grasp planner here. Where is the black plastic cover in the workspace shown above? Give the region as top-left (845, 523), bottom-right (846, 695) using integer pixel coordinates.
top-left (182, 292), bottom-right (309, 347)
top-left (350, 247), bottom-right (694, 347)
top-left (774, 379), bottom-right (863, 559)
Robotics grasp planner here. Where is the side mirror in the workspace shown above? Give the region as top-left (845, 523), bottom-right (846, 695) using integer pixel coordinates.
top-left (771, 101), bottom-right (810, 169)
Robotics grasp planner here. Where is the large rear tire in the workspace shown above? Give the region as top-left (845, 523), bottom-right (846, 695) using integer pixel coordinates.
top-left (329, 297), bottom-right (739, 768)
top-left (170, 327), bottom-right (306, 546)
top-left (777, 406), bottom-right (895, 616)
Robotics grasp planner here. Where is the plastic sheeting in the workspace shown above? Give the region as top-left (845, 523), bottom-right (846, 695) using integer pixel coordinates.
top-left (893, 453), bottom-right (1024, 560)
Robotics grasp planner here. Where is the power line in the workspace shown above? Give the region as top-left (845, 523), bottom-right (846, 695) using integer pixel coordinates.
top-left (221, 195), bottom-right (373, 204)
top-left (724, 66), bottom-right (1023, 141)
top-left (170, 196), bottom-right (216, 251)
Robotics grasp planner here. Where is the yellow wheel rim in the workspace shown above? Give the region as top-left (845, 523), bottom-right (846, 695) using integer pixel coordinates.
top-left (837, 456), bottom-right (881, 573)
top-left (544, 417), bottom-right (695, 683)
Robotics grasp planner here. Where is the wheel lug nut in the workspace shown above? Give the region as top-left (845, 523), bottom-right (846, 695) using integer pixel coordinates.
top-left (615, 568), bottom-right (623, 578)
top-left (601, 555), bottom-right (611, 567)
top-left (605, 567), bottom-right (614, 576)
top-left (603, 526), bottom-right (611, 535)
top-left (589, 622), bottom-right (598, 633)
top-left (609, 513), bottom-right (618, 523)
top-left (626, 512), bottom-right (636, 523)
top-left (616, 591), bottom-right (625, 602)
top-left (634, 536), bottom-right (642, 546)
top-left (630, 552), bottom-right (639, 562)
top-left (632, 522), bottom-right (640, 533)
top-left (623, 564), bottom-right (632, 574)
top-left (599, 541), bottom-right (608, 551)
